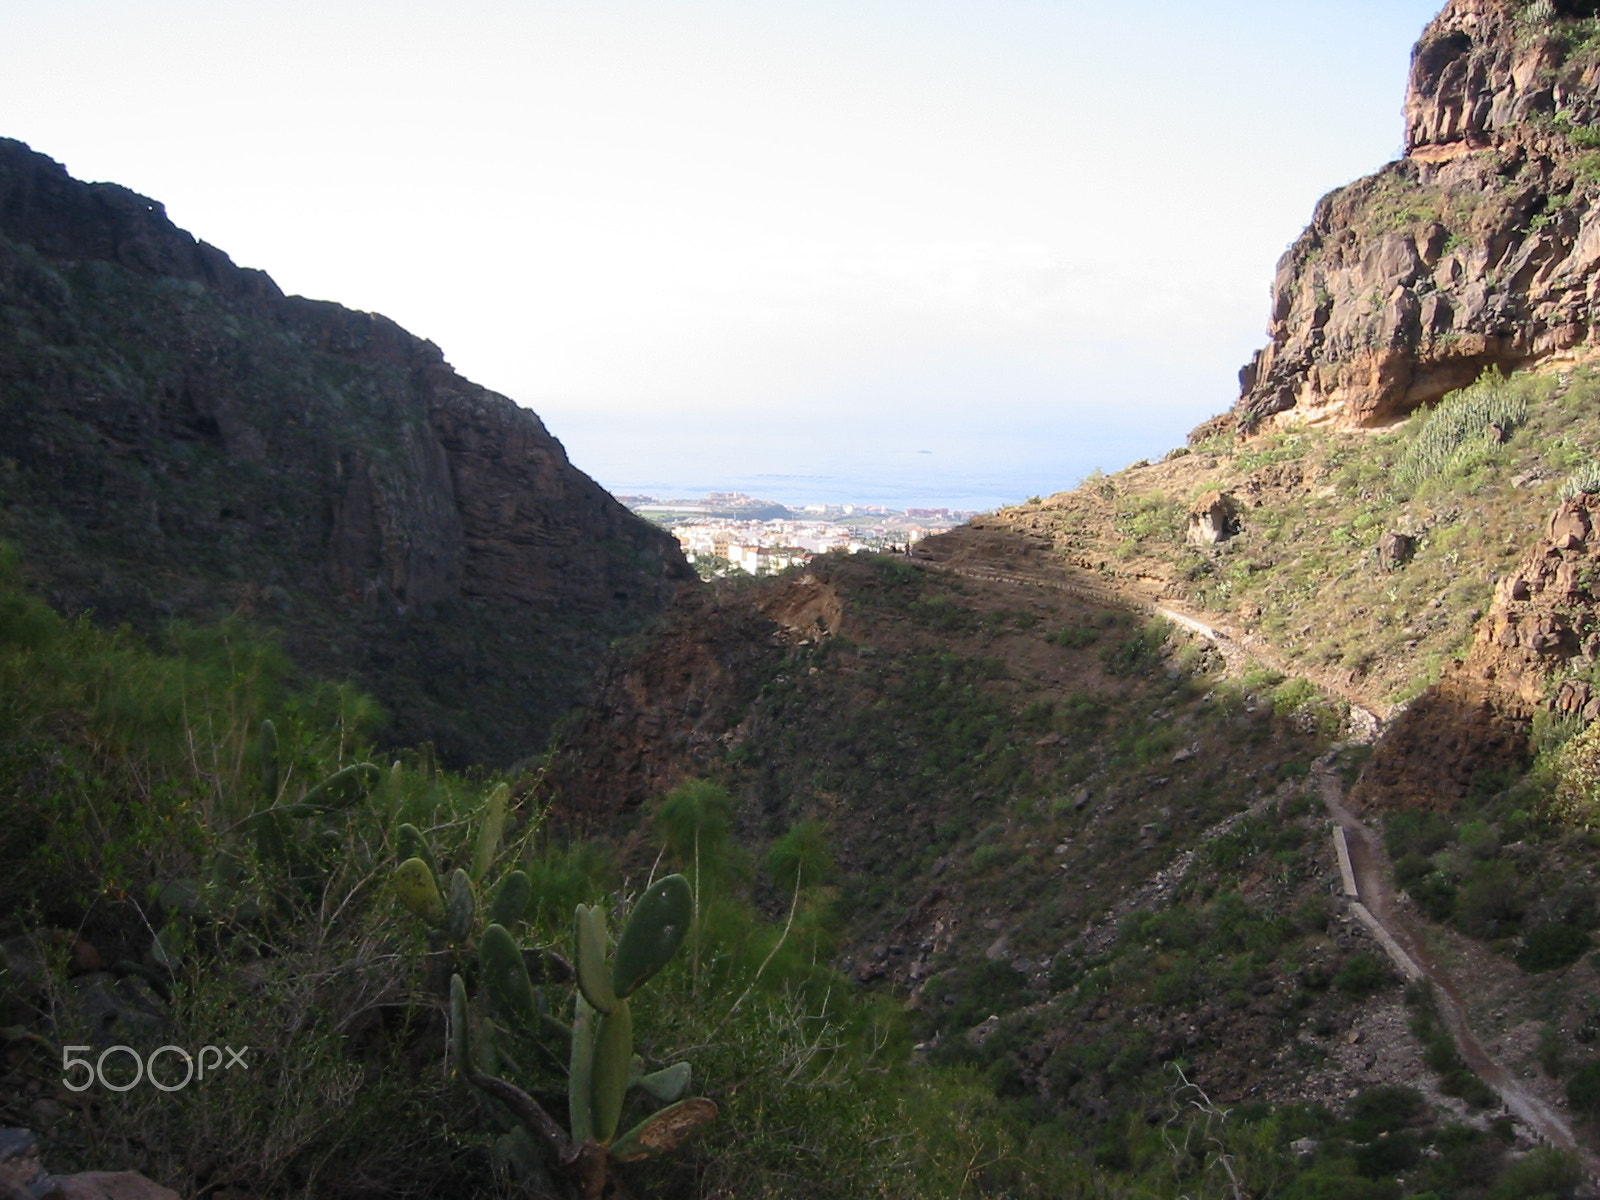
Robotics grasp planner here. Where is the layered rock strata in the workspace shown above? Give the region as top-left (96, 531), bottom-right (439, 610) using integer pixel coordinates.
top-left (1230, 0), bottom-right (1600, 433)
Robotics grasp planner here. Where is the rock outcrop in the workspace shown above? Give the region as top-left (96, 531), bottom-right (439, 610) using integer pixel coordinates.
top-left (1354, 492), bottom-right (1600, 807)
top-left (0, 139), bottom-right (695, 764)
top-left (1230, 0), bottom-right (1600, 432)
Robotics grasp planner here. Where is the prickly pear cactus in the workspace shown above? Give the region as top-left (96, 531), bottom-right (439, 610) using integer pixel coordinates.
top-left (395, 858), bottom-right (446, 927)
top-left (613, 875), bottom-right (692, 998)
top-left (447, 873), bottom-right (716, 1199)
top-left (390, 782), bottom-right (522, 945)
top-left (489, 869), bottom-right (531, 930)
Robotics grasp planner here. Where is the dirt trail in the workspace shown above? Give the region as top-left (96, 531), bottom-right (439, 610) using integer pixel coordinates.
top-left (912, 554), bottom-right (1388, 732)
top-left (913, 549), bottom-right (1596, 1171)
top-left (1312, 754), bottom-right (1598, 1173)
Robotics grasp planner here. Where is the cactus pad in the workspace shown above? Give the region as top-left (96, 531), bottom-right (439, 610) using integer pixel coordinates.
top-left (395, 857), bottom-right (446, 927)
top-left (574, 904), bottom-right (617, 1013)
top-left (591, 997), bottom-right (633, 1144)
top-left (609, 1097), bottom-right (719, 1162)
top-left (480, 923), bottom-right (538, 1028)
top-left (449, 972), bottom-right (470, 1075)
top-left (489, 869), bottom-right (531, 929)
top-left (569, 995), bottom-right (596, 1145)
top-left (395, 823), bottom-right (437, 879)
top-left (471, 782), bottom-right (509, 881)
top-left (613, 874), bottom-right (693, 998)
top-left (447, 868), bottom-right (476, 941)
top-left (637, 1062), bottom-right (692, 1103)
top-left (298, 762), bottom-right (381, 811)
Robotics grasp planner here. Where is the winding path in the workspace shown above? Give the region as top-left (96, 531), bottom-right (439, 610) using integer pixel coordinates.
top-left (910, 553), bottom-right (1387, 732)
top-left (1312, 753), bottom-right (1597, 1174)
top-left (910, 549), bottom-right (1597, 1173)
top-left (915, 550), bottom-right (1600, 1177)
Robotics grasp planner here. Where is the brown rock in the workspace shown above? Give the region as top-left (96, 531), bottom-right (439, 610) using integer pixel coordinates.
top-left (1357, 494), bottom-right (1600, 809)
top-left (0, 1129), bottom-right (49, 1200)
top-left (1376, 532), bottom-right (1416, 571)
top-left (1226, 0), bottom-right (1600, 433)
top-left (50, 1174), bottom-right (182, 1200)
top-left (1549, 502), bottom-right (1591, 551)
top-left (68, 939), bottom-right (100, 975)
top-left (1186, 491), bottom-right (1238, 545)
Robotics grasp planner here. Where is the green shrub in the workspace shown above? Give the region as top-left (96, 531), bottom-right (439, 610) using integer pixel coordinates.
top-left (1281, 1169), bottom-right (1402, 1200)
top-left (970, 841), bottom-right (1009, 871)
top-left (1488, 1147), bottom-right (1582, 1199)
top-left (1571, 1061), bottom-right (1600, 1117)
top-left (1354, 1130), bottom-right (1421, 1178)
top-left (1384, 809), bottom-right (1456, 858)
top-left (1102, 619), bottom-right (1172, 677)
top-left (1560, 461), bottom-right (1600, 500)
top-left (1395, 369), bottom-right (1534, 491)
top-left (1049, 627), bottom-right (1099, 649)
top-left (1518, 923), bottom-right (1593, 972)
top-left (1453, 860), bottom-right (1524, 938)
top-left (1345, 1085), bottom-right (1427, 1140)
top-left (1458, 819), bottom-right (1499, 858)
top-left (1334, 952), bottom-right (1393, 996)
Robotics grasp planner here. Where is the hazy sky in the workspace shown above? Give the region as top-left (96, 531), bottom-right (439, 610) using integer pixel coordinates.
top-left (1, 0), bottom-right (1443, 509)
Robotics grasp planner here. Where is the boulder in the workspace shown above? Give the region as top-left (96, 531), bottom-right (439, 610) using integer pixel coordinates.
top-left (51, 1175), bottom-right (182, 1200)
top-left (1186, 492), bottom-right (1238, 545)
top-left (0, 1129), bottom-right (51, 1200)
top-left (1377, 532), bottom-right (1416, 571)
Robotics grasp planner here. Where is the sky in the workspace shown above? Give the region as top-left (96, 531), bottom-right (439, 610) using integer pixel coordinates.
top-left (0, 0), bottom-right (1444, 510)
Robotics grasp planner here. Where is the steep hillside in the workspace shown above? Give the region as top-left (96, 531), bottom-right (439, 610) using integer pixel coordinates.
top-left (0, 139), bottom-right (694, 765)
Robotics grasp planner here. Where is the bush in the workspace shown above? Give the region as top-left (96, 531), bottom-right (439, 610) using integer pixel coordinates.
top-left (1334, 952), bottom-right (1393, 996)
top-left (1384, 809), bottom-right (1456, 858)
top-left (1354, 1130), bottom-right (1421, 1179)
top-left (1453, 860), bottom-right (1525, 939)
top-left (1395, 369), bottom-right (1533, 490)
top-left (1553, 719), bottom-right (1600, 826)
top-left (1559, 461), bottom-right (1600, 500)
top-left (1345, 1085), bottom-right (1427, 1139)
top-left (1488, 1147), bottom-right (1582, 1199)
top-left (1281, 1170), bottom-right (1402, 1200)
top-left (1518, 924), bottom-right (1593, 973)
top-left (1566, 1061), bottom-right (1600, 1113)
top-left (1102, 619), bottom-right (1172, 678)
top-left (1458, 819), bottom-right (1499, 859)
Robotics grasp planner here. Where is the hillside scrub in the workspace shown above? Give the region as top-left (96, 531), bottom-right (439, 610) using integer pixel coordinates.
top-left (9, 533), bottom-right (1590, 1197)
top-left (981, 366), bottom-right (1600, 709)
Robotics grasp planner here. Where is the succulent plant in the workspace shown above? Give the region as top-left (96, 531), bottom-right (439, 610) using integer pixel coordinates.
top-left (451, 874), bottom-right (715, 1199)
top-left (246, 720), bottom-right (379, 885)
top-left (391, 782), bottom-right (531, 958)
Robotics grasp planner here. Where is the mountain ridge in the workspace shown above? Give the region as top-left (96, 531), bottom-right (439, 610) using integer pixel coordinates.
top-left (0, 137), bottom-right (695, 765)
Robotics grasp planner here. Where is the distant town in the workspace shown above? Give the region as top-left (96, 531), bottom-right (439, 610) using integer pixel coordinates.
top-left (617, 492), bottom-right (979, 578)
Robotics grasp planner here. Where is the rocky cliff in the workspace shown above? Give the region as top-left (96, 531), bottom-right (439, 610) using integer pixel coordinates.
top-left (1230, 0), bottom-right (1600, 433)
top-left (0, 138), bottom-right (694, 765)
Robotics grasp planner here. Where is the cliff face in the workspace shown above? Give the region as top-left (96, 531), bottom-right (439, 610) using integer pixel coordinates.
top-left (1231, 0), bottom-right (1600, 432)
top-left (0, 138), bottom-right (694, 765)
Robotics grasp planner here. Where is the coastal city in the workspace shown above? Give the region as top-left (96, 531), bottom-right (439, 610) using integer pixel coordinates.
top-left (618, 492), bottom-right (979, 578)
